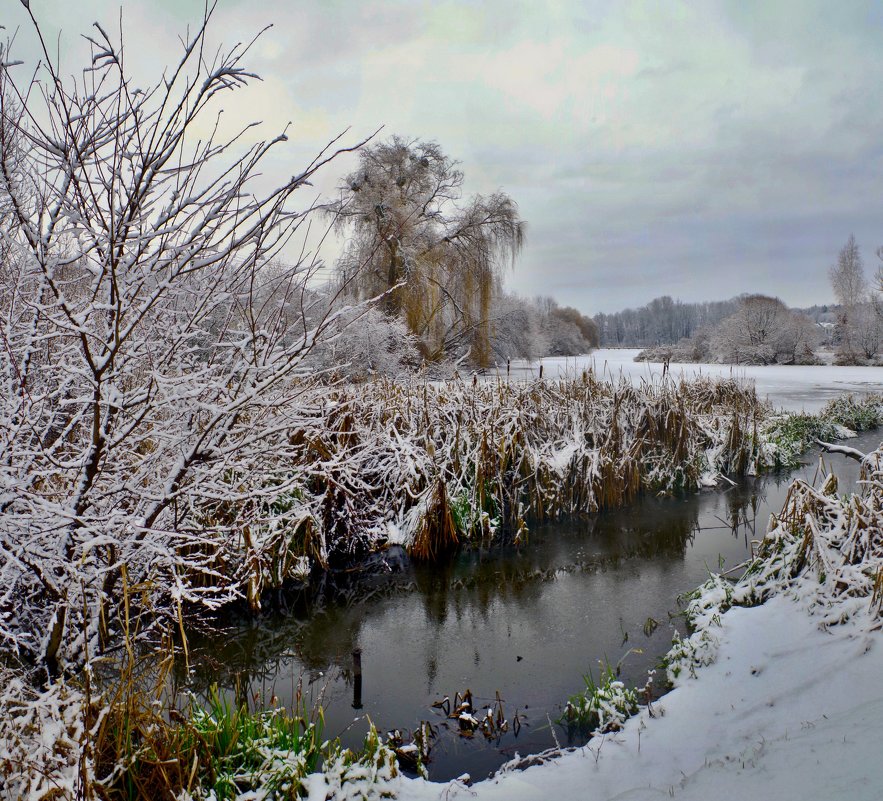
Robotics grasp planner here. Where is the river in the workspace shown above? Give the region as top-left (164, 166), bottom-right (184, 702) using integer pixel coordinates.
top-left (182, 427), bottom-right (881, 782)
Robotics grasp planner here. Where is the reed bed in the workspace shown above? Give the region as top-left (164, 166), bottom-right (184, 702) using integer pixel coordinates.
top-left (0, 648), bottom-right (398, 801)
top-left (207, 385), bottom-right (881, 618)
top-left (209, 373), bottom-right (770, 609)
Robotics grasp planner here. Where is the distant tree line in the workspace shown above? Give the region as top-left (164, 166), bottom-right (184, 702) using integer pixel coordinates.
top-left (593, 296), bottom-right (740, 347)
top-left (636, 294), bottom-right (819, 365)
top-left (627, 235), bottom-right (883, 366)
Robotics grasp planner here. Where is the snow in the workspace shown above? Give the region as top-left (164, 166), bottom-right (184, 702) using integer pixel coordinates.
top-left (502, 349), bottom-right (883, 413)
top-left (392, 594), bottom-right (883, 801)
top-left (548, 442), bottom-right (579, 474)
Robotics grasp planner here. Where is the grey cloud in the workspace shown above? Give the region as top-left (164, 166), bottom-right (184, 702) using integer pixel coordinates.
top-left (6, 0), bottom-right (882, 315)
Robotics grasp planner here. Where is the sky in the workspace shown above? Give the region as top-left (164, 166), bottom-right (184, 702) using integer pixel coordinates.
top-left (4, 0), bottom-right (883, 315)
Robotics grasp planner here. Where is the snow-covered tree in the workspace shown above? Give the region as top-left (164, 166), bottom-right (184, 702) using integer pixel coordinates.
top-left (331, 135), bottom-right (525, 367)
top-left (0, 7), bottom-right (366, 669)
top-left (830, 235), bottom-right (875, 363)
top-left (710, 295), bottom-right (817, 365)
top-left (488, 292), bottom-right (548, 362)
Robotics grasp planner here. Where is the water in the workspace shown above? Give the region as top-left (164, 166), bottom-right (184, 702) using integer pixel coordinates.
top-left (498, 349), bottom-right (883, 413)
top-left (183, 429), bottom-right (881, 782)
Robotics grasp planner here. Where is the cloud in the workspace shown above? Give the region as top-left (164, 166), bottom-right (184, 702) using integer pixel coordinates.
top-left (5, 0), bottom-right (883, 313)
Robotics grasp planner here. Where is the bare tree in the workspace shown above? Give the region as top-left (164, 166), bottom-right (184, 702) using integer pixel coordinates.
top-left (831, 234), bottom-right (868, 307)
top-left (711, 295), bottom-right (817, 365)
top-left (830, 234), bottom-right (869, 362)
top-left (0, 7), bottom-right (367, 668)
top-left (332, 135), bottom-right (525, 367)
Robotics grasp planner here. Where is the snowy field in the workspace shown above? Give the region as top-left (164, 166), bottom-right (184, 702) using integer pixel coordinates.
top-left (387, 594), bottom-right (883, 801)
top-left (500, 348), bottom-right (883, 413)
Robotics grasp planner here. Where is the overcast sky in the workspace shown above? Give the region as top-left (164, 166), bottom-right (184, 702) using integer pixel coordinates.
top-left (6, 1), bottom-right (883, 314)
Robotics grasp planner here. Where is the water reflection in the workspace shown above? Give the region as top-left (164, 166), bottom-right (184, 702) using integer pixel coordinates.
top-left (183, 430), bottom-right (881, 781)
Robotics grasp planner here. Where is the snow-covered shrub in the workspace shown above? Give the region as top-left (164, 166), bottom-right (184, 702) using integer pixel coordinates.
top-left (301, 725), bottom-right (399, 801)
top-left (0, 7), bottom-right (371, 667)
top-left (564, 664), bottom-right (640, 733)
top-left (664, 628), bottom-right (721, 684)
top-left (664, 573), bottom-right (753, 684)
top-left (757, 393), bottom-right (882, 469)
top-left (308, 307), bottom-right (421, 381)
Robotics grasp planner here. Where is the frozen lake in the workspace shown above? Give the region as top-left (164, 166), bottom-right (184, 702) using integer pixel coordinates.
top-left (498, 348), bottom-right (883, 413)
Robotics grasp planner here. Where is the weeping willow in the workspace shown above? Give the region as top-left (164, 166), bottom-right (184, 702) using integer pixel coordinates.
top-left (331, 136), bottom-right (525, 367)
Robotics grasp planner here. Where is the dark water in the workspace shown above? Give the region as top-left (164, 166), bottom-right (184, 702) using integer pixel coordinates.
top-left (183, 429), bottom-right (881, 782)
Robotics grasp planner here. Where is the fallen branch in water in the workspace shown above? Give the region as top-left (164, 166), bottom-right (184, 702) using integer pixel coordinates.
top-left (816, 439), bottom-right (867, 463)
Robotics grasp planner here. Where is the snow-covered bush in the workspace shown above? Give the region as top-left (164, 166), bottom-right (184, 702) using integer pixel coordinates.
top-left (823, 393), bottom-right (883, 432)
top-left (307, 307), bottom-right (421, 380)
top-left (0, 8), bottom-right (369, 667)
top-left (665, 573), bottom-right (744, 684)
top-left (564, 664), bottom-right (640, 733)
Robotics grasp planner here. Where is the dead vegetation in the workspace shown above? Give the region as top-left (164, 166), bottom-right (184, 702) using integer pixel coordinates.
top-left (205, 373), bottom-right (769, 610)
top-left (666, 435), bottom-right (883, 685)
top-left (756, 440), bottom-right (883, 621)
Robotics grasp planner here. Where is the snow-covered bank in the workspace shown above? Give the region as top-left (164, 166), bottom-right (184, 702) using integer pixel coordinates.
top-left (389, 595), bottom-right (883, 801)
top-left (355, 440), bottom-right (883, 801)
top-left (503, 349), bottom-right (883, 413)
top-left (3, 384), bottom-right (880, 800)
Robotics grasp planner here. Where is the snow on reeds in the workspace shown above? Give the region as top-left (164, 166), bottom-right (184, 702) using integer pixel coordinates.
top-left (0, 648), bottom-right (399, 800)
top-left (667, 432), bottom-right (883, 685)
top-left (223, 373), bottom-right (770, 607)
top-left (191, 382), bottom-right (883, 616)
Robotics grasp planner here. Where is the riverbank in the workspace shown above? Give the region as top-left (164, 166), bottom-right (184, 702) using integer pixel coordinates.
top-left (2, 386), bottom-right (881, 799)
top-left (390, 594), bottom-right (883, 801)
top-left (385, 438), bottom-right (883, 800)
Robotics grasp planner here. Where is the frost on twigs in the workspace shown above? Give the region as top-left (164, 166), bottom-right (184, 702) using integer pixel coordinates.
top-left (0, 4), bottom-right (368, 669)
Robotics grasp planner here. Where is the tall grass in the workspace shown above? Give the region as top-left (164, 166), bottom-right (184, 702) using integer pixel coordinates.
top-left (0, 641), bottom-right (398, 800)
top-left (201, 373), bottom-right (771, 610)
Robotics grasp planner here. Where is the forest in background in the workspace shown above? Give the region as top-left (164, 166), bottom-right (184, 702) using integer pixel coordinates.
top-left (593, 237), bottom-right (883, 366)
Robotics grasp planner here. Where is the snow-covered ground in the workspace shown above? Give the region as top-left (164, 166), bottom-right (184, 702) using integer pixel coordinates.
top-left (385, 594), bottom-right (883, 801)
top-left (500, 349), bottom-right (883, 413)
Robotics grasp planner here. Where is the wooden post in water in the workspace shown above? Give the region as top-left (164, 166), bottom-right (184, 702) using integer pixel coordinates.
top-left (352, 647), bottom-right (363, 709)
